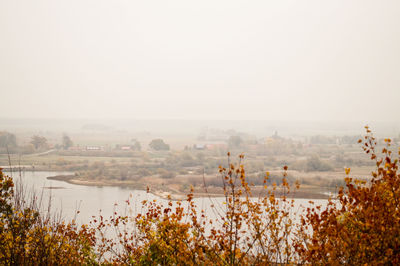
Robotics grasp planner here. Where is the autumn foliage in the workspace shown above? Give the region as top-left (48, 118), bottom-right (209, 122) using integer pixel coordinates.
top-left (0, 126), bottom-right (399, 265)
top-left (0, 170), bottom-right (96, 265)
top-left (296, 126), bottom-right (400, 264)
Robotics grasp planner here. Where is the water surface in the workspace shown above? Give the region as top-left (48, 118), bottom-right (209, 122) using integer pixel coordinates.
top-left (11, 171), bottom-right (328, 225)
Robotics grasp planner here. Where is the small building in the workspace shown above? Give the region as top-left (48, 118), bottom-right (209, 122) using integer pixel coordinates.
top-left (121, 146), bottom-right (132, 150)
top-left (194, 144), bottom-right (205, 150)
top-left (86, 146), bottom-right (104, 151)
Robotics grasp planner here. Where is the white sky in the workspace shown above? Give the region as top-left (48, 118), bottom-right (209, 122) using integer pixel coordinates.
top-left (0, 0), bottom-right (399, 122)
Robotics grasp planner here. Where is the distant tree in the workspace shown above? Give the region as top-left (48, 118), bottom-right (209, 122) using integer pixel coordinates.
top-left (134, 142), bottom-right (141, 151)
top-left (196, 152), bottom-right (205, 162)
top-left (119, 168), bottom-right (129, 181)
top-left (228, 135), bottom-right (243, 148)
top-left (30, 135), bottom-right (48, 150)
top-left (149, 139), bottom-right (170, 151)
top-left (131, 139), bottom-right (141, 151)
top-left (62, 134), bottom-right (73, 150)
top-left (0, 132), bottom-right (17, 148)
top-left (306, 154), bottom-right (334, 172)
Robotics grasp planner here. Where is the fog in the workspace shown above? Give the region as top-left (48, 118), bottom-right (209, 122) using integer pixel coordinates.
top-left (1, 0), bottom-right (399, 122)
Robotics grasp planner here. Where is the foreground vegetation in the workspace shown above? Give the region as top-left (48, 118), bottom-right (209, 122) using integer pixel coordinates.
top-left (1, 127), bottom-right (400, 264)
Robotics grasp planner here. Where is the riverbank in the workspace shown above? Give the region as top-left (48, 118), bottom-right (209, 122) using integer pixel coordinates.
top-left (47, 174), bottom-right (331, 200)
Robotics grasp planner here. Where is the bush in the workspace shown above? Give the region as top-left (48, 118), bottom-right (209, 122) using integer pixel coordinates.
top-left (305, 154), bottom-right (334, 171)
top-left (296, 126), bottom-right (400, 264)
top-left (158, 168), bottom-right (175, 179)
top-left (0, 170), bottom-right (96, 265)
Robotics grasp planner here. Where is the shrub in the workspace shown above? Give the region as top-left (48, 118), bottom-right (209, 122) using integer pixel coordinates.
top-left (296, 126), bottom-right (400, 264)
top-left (0, 170), bottom-right (96, 265)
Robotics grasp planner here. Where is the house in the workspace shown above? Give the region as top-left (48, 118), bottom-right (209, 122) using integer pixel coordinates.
top-left (194, 144), bottom-right (205, 150)
top-left (86, 146), bottom-right (104, 151)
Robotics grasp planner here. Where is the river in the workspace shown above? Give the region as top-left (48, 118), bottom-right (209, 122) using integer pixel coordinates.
top-left (9, 171), bottom-right (328, 226)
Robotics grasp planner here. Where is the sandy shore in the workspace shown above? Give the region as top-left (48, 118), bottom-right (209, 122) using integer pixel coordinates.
top-left (47, 174), bottom-right (187, 200)
top-left (47, 174), bottom-right (330, 200)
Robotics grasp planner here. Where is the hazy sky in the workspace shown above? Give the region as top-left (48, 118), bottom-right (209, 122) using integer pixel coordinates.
top-left (1, 0), bottom-right (399, 122)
